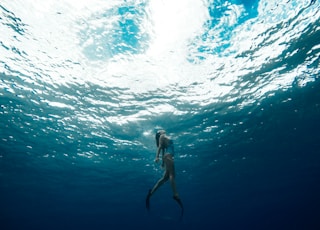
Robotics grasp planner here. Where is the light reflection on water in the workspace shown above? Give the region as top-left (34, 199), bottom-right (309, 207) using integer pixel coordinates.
top-left (0, 0), bottom-right (319, 161)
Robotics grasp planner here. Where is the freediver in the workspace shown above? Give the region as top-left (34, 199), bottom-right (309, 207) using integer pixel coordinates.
top-left (146, 130), bottom-right (184, 217)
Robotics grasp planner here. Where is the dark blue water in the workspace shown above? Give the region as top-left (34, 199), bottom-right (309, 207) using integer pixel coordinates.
top-left (1, 0), bottom-right (320, 229)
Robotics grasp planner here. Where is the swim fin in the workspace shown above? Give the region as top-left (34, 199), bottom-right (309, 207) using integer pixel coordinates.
top-left (173, 196), bottom-right (184, 219)
top-left (146, 189), bottom-right (152, 211)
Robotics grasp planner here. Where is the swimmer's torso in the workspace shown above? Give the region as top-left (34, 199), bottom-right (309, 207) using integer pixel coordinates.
top-left (160, 135), bottom-right (174, 156)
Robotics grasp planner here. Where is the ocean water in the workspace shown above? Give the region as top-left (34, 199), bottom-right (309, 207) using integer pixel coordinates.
top-left (1, 0), bottom-right (319, 229)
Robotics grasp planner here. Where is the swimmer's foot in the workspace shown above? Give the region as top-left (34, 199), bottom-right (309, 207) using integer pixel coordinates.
top-left (173, 195), bottom-right (184, 217)
top-left (146, 189), bottom-right (152, 211)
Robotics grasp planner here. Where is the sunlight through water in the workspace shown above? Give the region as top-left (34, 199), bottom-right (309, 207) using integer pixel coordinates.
top-left (1, 0), bottom-right (319, 161)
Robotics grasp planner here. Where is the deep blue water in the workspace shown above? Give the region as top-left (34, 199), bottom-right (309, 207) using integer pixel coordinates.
top-left (1, 0), bottom-right (320, 229)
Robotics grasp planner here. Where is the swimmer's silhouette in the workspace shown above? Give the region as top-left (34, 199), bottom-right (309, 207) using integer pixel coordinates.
top-left (146, 130), bottom-right (184, 219)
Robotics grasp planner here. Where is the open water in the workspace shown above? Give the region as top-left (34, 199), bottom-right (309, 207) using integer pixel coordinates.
top-left (1, 0), bottom-right (320, 229)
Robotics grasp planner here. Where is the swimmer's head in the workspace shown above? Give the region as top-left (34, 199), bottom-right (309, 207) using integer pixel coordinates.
top-left (155, 130), bottom-right (166, 147)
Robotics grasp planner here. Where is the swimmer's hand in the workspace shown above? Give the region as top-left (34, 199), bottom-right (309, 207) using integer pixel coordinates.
top-left (154, 157), bottom-right (160, 163)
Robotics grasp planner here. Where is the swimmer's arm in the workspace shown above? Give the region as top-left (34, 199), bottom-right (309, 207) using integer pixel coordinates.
top-left (155, 147), bottom-right (161, 162)
top-left (155, 135), bottom-right (165, 162)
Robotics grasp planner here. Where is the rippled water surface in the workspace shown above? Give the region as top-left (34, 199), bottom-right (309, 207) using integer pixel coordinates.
top-left (1, 0), bottom-right (320, 229)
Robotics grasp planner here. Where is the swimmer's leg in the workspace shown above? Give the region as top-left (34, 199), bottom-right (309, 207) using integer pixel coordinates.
top-left (146, 189), bottom-right (152, 210)
top-left (151, 174), bottom-right (169, 195)
top-left (146, 174), bottom-right (169, 210)
top-left (168, 172), bottom-right (184, 218)
top-left (173, 195), bottom-right (184, 219)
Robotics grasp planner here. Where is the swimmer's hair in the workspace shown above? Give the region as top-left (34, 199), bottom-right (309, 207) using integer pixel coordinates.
top-left (155, 130), bottom-right (166, 147)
